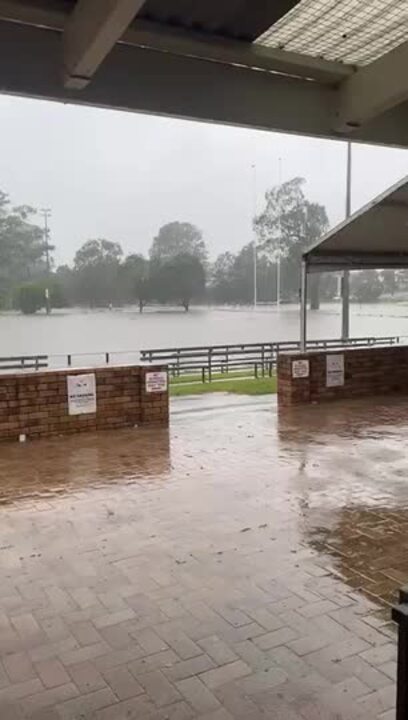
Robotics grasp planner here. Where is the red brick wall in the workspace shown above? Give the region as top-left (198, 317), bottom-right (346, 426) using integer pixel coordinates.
top-left (278, 346), bottom-right (408, 406)
top-left (0, 365), bottom-right (169, 442)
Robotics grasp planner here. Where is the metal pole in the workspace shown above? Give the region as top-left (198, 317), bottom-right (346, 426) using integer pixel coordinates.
top-left (300, 260), bottom-right (308, 352)
top-left (40, 208), bottom-right (52, 315)
top-left (277, 157), bottom-right (282, 307)
top-left (341, 142), bottom-right (352, 340)
top-left (392, 587), bottom-right (408, 720)
top-left (252, 163), bottom-right (257, 308)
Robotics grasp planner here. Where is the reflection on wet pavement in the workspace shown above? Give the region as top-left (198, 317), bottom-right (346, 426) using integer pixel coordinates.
top-left (0, 393), bottom-right (404, 719)
top-left (0, 426), bottom-right (171, 506)
top-left (279, 398), bottom-right (408, 612)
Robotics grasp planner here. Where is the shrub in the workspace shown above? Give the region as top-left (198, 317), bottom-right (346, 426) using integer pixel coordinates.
top-left (15, 283), bottom-right (45, 314)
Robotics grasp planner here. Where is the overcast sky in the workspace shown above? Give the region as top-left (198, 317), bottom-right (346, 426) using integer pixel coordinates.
top-left (0, 94), bottom-right (407, 267)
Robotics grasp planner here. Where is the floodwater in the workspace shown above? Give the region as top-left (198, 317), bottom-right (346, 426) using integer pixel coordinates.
top-left (0, 393), bottom-right (400, 718)
top-left (0, 302), bottom-right (407, 365)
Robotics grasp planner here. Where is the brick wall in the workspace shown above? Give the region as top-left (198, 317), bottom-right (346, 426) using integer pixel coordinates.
top-left (278, 346), bottom-right (408, 406)
top-left (0, 365), bottom-right (169, 442)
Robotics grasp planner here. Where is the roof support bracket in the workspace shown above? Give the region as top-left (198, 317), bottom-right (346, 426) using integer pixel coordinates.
top-left (334, 41), bottom-right (408, 132)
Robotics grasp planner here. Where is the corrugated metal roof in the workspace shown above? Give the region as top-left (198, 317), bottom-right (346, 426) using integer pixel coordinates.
top-left (304, 176), bottom-right (408, 272)
top-left (136, 0), bottom-right (302, 41)
top-left (256, 0), bottom-right (407, 66)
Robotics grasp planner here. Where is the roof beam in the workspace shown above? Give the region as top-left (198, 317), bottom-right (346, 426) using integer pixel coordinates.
top-left (1, 19), bottom-right (408, 149)
top-left (64, 0), bottom-right (147, 89)
top-left (334, 41), bottom-right (408, 132)
top-left (124, 19), bottom-right (352, 84)
top-left (0, 1), bottom-right (353, 85)
top-left (305, 254), bottom-right (408, 273)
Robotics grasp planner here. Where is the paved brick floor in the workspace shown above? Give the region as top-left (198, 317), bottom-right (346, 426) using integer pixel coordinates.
top-left (0, 393), bottom-right (405, 719)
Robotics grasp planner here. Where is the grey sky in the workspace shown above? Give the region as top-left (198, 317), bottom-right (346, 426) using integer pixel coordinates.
top-left (0, 94), bottom-right (407, 267)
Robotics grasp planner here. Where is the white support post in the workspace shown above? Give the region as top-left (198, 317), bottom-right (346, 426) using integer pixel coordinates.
top-left (341, 140), bottom-right (352, 341)
top-left (341, 271), bottom-right (350, 340)
top-left (300, 260), bottom-right (308, 352)
top-left (252, 163), bottom-right (257, 308)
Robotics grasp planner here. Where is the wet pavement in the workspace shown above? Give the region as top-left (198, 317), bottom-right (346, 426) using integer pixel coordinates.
top-left (0, 394), bottom-right (405, 718)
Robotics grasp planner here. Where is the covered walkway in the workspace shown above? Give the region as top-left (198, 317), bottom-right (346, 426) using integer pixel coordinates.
top-left (0, 1), bottom-right (408, 147)
top-left (301, 176), bottom-right (408, 349)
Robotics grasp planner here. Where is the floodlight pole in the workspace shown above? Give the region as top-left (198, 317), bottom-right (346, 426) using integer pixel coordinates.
top-left (300, 260), bottom-right (308, 352)
top-left (251, 163), bottom-right (257, 308)
top-left (341, 141), bottom-right (352, 341)
top-left (277, 156), bottom-right (283, 307)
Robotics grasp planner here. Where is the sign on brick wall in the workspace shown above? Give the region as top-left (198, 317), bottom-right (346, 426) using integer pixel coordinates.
top-left (67, 373), bottom-right (97, 415)
top-left (292, 359), bottom-right (309, 378)
top-left (146, 371), bottom-right (168, 393)
top-left (326, 354), bottom-right (344, 387)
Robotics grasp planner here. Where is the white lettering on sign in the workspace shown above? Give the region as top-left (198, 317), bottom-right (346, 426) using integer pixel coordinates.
top-left (146, 371), bottom-right (168, 394)
top-left (292, 359), bottom-right (309, 379)
top-left (326, 354), bottom-right (345, 387)
top-left (67, 373), bottom-right (97, 415)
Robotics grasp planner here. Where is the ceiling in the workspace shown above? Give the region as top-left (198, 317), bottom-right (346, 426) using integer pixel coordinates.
top-left (137, 0), bottom-right (301, 41)
top-left (0, 0), bottom-right (407, 147)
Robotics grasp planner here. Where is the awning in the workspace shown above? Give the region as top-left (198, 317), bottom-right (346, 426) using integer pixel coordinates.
top-left (1, 1), bottom-right (408, 147)
top-left (303, 175), bottom-right (408, 273)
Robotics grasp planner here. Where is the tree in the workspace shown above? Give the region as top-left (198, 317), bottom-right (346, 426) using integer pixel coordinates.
top-left (254, 178), bottom-right (329, 306)
top-left (0, 192), bottom-right (45, 306)
top-left (120, 254), bottom-right (150, 312)
top-left (42, 278), bottom-right (67, 309)
top-left (208, 247), bottom-right (278, 305)
top-left (74, 238), bottom-right (123, 269)
top-left (73, 239), bottom-right (123, 307)
top-left (209, 252), bottom-right (236, 304)
top-left (55, 265), bottom-right (75, 306)
top-left (351, 270), bottom-right (383, 303)
top-left (150, 222), bottom-right (207, 264)
top-left (381, 269), bottom-right (397, 296)
top-left (15, 283), bottom-right (45, 314)
top-left (150, 253), bottom-right (206, 311)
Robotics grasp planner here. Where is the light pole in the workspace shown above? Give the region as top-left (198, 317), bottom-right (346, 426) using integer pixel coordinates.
top-left (40, 208), bottom-right (52, 315)
top-left (276, 157), bottom-right (283, 307)
top-left (251, 163), bottom-right (257, 308)
top-left (341, 142), bottom-right (352, 340)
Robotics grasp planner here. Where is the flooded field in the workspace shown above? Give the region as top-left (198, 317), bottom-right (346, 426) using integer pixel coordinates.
top-left (0, 303), bottom-right (407, 363)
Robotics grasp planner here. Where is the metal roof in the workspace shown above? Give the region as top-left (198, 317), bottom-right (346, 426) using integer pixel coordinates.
top-left (137, 0), bottom-right (301, 42)
top-left (256, 0), bottom-right (408, 66)
top-left (304, 176), bottom-right (408, 272)
top-left (0, 0), bottom-right (408, 147)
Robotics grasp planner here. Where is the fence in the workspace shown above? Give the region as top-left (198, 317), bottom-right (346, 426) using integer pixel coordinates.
top-left (0, 336), bottom-right (400, 379)
top-left (0, 355), bottom-right (48, 371)
top-left (140, 336), bottom-right (400, 382)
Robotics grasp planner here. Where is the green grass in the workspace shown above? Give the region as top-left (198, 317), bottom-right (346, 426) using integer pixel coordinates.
top-left (170, 369), bottom-right (250, 385)
top-left (170, 375), bottom-right (277, 397)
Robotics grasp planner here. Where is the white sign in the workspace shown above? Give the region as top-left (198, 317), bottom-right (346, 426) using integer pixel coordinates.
top-left (326, 354), bottom-right (345, 387)
top-left (67, 373), bottom-right (97, 415)
top-left (146, 371), bottom-right (168, 394)
top-left (292, 359), bottom-right (310, 379)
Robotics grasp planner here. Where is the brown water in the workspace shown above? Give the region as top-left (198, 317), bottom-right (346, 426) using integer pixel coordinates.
top-left (0, 303), bottom-right (407, 366)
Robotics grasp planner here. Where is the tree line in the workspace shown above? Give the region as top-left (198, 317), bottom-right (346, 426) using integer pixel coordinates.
top-left (0, 179), bottom-right (403, 314)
